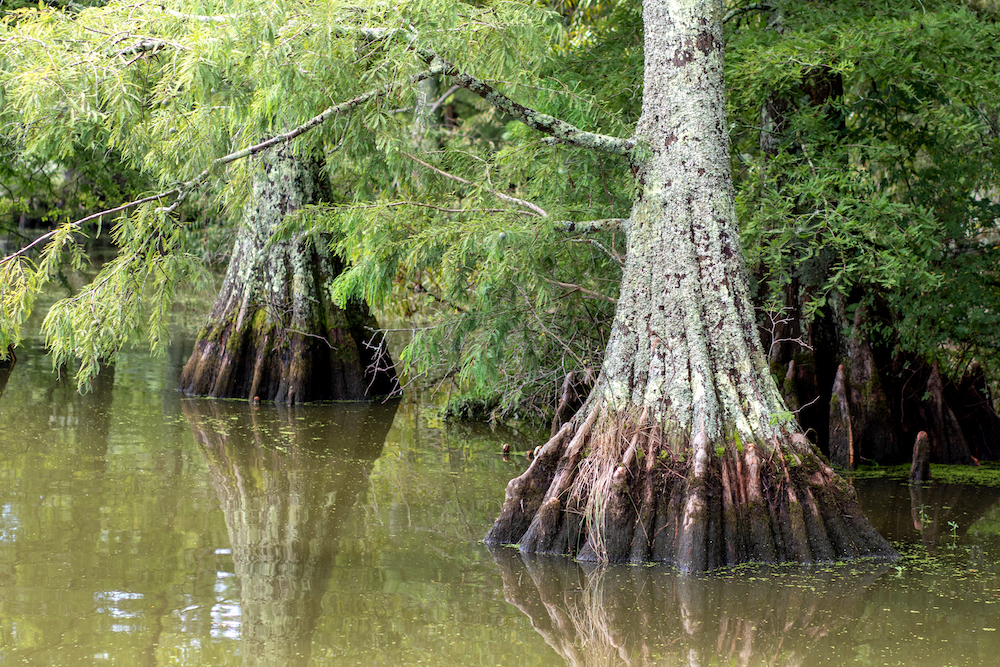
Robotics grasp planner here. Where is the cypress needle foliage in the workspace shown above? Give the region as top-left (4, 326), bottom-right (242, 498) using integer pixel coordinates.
top-left (728, 0), bottom-right (1000, 389)
top-left (1, 0), bottom-right (998, 416)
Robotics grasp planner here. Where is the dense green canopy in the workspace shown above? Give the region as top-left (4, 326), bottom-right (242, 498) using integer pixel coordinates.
top-left (0, 0), bottom-right (997, 418)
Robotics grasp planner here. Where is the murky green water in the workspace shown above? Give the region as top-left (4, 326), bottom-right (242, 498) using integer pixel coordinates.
top-left (2, 340), bottom-right (1000, 666)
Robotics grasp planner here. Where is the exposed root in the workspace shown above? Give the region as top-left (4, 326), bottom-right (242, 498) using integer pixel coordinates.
top-left (485, 408), bottom-right (898, 572)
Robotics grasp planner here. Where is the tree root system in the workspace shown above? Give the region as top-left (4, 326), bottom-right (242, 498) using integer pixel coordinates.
top-left (486, 407), bottom-right (897, 572)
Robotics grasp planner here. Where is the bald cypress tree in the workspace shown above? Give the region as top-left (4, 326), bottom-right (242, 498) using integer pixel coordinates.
top-left (0, 0), bottom-right (905, 569)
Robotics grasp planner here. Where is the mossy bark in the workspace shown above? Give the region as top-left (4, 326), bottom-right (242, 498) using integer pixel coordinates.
top-left (485, 0), bottom-right (896, 572)
top-left (179, 147), bottom-right (397, 403)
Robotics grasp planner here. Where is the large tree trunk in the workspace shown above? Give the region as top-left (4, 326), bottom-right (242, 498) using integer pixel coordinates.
top-left (485, 0), bottom-right (896, 571)
top-left (179, 147), bottom-right (398, 403)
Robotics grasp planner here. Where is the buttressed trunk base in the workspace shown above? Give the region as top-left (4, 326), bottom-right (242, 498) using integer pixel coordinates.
top-left (485, 0), bottom-right (895, 571)
top-left (179, 147), bottom-right (398, 403)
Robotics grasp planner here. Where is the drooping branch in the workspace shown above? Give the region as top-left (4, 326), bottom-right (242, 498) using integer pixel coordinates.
top-left (1, 190), bottom-right (179, 263)
top-left (1, 71), bottom-right (436, 267)
top-left (156, 77), bottom-right (430, 215)
top-left (417, 50), bottom-right (636, 159)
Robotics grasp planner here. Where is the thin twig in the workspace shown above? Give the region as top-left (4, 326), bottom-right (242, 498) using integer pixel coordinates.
top-left (402, 151), bottom-right (547, 217)
top-left (545, 278), bottom-right (617, 304)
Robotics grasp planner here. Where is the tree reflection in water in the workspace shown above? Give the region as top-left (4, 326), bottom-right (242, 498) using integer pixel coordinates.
top-left (490, 547), bottom-right (891, 667)
top-left (182, 399), bottom-right (399, 667)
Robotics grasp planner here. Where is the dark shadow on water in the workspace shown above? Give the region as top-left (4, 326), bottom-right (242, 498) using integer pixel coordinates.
top-left (0, 352), bottom-right (13, 400)
top-left (854, 477), bottom-right (1000, 553)
top-left (182, 398), bottom-right (399, 667)
top-left (489, 546), bottom-right (892, 667)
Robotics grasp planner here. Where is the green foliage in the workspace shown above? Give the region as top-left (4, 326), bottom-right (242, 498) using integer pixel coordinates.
top-left (2, 0), bottom-right (998, 417)
top-left (0, 0), bottom-right (579, 391)
top-left (728, 0), bottom-right (1000, 379)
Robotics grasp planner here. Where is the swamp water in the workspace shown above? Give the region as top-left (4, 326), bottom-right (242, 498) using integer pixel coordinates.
top-left (2, 341), bottom-right (1000, 666)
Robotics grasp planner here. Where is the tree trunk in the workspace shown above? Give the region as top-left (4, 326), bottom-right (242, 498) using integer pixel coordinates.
top-left (485, 0), bottom-right (896, 571)
top-left (178, 147), bottom-right (398, 403)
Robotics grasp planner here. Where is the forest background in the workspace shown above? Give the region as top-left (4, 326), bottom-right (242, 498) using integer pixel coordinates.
top-left (1, 0), bottom-right (998, 469)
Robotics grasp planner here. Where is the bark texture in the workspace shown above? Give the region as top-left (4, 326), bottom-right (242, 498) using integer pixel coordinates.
top-left (485, 0), bottom-right (896, 571)
top-left (179, 147), bottom-right (398, 403)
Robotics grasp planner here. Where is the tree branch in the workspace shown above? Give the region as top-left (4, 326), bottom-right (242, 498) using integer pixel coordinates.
top-left (2, 70), bottom-right (435, 265)
top-left (158, 69), bottom-right (440, 214)
top-left (310, 26), bottom-right (636, 157)
top-left (414, 50), bottom-right (635, 158)
top-left (555, 218), bottom-right (627, 233)
top-left (160, 8), bottom-right (233, 23)
top-left (402, 151), bottom-right (548, 217)
top-left (545, 278), bottom-right (617, 304)
top-left (2, 189), bottom-right (179, 263)
top-left (722, 2), bottom-right (771, 24)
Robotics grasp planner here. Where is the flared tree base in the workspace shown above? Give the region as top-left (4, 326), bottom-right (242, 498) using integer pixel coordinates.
top-left (179, 298), bottom-right (397, 403)
top-left (486, 407), bottom-right (898, 572)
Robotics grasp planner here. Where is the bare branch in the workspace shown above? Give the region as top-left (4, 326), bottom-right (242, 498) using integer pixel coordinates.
top-left (318, 26), bottom-right (636, 157)
top-left (402, 151), bottom-right (548, 217)
top-left (555, 218), bottom-right (627, 233)
top-left (343, 200), bottom-right (529, 215)
top-left (428, 84), bottom-right (461, 115)
top-left (544, 278), bottom-right (617, 304)
top-left (414, 50), bottom-right (635, 158)
top-left (723, 2), bottom-right (771, 24)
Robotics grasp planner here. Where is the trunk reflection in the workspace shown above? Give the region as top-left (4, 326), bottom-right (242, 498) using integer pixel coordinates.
top-left (183, 399), bottom-right (399, 667)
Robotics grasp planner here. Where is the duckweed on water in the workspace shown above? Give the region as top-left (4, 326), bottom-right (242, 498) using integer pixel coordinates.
top-left (848, 462), bottom-right (1000, 486)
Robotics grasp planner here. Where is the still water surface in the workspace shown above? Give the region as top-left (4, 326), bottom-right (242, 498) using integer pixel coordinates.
top-left (2, 342), bottom-right (1000, 666)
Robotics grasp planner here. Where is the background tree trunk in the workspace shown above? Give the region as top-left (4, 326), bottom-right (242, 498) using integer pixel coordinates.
top-left (765, 302), bottom-right (1000, 468)
top-left (486, 0), bottom-right (895, 571)
top-left (179, 148), bottom-right (398, 403)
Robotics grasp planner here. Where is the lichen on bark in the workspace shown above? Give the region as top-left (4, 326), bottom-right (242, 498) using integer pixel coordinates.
top-left (484, 0), bottom-right (896, 571)
top-left (179, 147), bottom-right (398, 403)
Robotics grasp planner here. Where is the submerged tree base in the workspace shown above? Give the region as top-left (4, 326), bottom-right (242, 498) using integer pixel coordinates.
top-left (486, 408), bottom-right (897, 572)
top-left (178, 147), bottom-right (398, 404)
